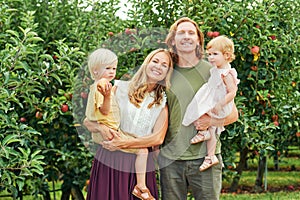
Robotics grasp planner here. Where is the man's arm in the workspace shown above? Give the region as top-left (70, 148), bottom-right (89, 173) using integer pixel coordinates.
top-left (194, 104), bottom-right (239, 130)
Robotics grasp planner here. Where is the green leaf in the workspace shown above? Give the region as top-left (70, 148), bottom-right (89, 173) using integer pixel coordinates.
top-left (26, 37), bottom-right (44, 42)
top-left (31, 150), bottom-right (42, 159)
top-left (49, 73), bottom-right (62, 85)
top-left (40, 54), bottom-right (55, 62)
top-left (18, 147), bottom-right (30, 159)
top-left (6, 30), bottom-right (19, 38)
top-left (16, 179), bottom-right (25, 191)
top-left (2, 135), bottom-right (21, 146)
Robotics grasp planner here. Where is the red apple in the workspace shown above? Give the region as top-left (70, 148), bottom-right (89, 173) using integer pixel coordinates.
top-left (20, 117), bottom-right (27, 122)
top-left (35, 111), bottom-right (43, 119)
top-left (287, 185), bottom-right (294, 190)
top-left (251, 46), bottom-right (260, 54)
top-left (251, 66), bottom-right (258, 71)
top-left (61, 104), bottom-right (69, 113)
top-left (80, 92), bottom-right (88, 99)
top-left (212, 31), bottom-right (220, 37)
top-left (64, 93), bottom-right (72, 100)
top-left (130, 47), bottom-right (137, 52)
top-left (53, 55), bottom-right (58, 60)
top-left (207, 31), bottom-right (214, 38)
top-left (269, 35), bottom-right (276, 40)
top-left (296, 132), bottom-right (300, 137)
top-left (108, 32), bottom-right (114, 36)
top-left (125, 28), bottom-right (132, 35)
top-left (273, 121), bottom-right (279, 126)
top-left (271, 114), bottom-right (278, 122)
top-left (261, 110), bottom-right (265, 115)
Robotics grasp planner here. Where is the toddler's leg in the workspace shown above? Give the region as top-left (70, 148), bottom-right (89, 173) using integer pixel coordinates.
top-left (132, 148), bottom-right (155, 200)
top-left (199, 127), bottom-right (219, 172)
top-left (206, 127), bottom-right (217, 157)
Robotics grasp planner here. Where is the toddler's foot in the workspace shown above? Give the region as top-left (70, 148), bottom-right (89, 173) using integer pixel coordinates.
top-left (132, 185), bottom-right (155, 200)
top-left (190, 130), bottom-right (211, 144)
top-left (199, 155), bottom-right (219, 172)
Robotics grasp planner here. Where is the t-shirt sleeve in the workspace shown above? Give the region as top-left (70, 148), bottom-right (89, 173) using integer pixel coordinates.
top-left (94, 90), bottom-right (104, 109)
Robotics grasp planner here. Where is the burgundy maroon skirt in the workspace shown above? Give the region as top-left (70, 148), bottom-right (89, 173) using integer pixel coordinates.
top-left (86, 145), bottom-right (159, 200)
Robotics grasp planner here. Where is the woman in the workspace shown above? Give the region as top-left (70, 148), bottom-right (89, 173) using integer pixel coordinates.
top-left (84, 48), bottom-right (173, 200)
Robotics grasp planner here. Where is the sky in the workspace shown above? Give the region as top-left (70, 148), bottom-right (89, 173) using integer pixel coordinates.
top-left (115, 0), bottom-right (131, 19)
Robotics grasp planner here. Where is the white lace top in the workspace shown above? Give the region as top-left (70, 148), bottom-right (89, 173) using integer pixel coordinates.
top-left (115, 80), bottom-right (167, 137)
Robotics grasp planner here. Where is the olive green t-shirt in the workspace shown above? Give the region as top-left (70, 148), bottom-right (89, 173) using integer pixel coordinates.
top-left (160, 60), bottom-right (221, 160)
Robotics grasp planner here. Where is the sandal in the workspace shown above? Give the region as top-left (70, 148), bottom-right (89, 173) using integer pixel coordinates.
top-left (132, 185), bottom-right (156, 200)
top-left (190, 130), bottom-right (211, 144)
top-left (199, 155), bottom-right (219, 172)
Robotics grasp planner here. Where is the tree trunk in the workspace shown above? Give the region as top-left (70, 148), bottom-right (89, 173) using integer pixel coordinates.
top-left (229, 147), bottom-right (249, 192)
top-left (71, 186), bottom-right (85, 200)
top-left (61, 187), bottom-right (71, 200)
top-left (43, 191), bottom-right (51, 200)
top-left (274, 154), bottom-right (279, 171)
top-left (254, 155), bottom-right (266, 192)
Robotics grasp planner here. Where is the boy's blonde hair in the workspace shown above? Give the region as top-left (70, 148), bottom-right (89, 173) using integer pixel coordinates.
top-left (206, 35), bottom-right (236, 62)
top-left (128, 48), bottom-right (173, 108)
top-left (88, 48), bottom-right (118, 80)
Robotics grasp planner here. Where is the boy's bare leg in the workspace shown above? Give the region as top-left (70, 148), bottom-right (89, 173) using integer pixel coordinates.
top-left (135, 148), bottom-right (148, 187)
top-left (132, 148), bottom-right (155, 199)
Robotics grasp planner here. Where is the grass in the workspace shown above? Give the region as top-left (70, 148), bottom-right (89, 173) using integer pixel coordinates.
top-left (222, 171), bottom-right (300, 188)
top-left (220, 191), bottom-right (300, 200)
top-left (219, 146), bottom-right (300, 199)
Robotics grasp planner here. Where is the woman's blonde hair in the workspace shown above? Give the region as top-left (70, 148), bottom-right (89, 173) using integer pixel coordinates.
top-left (128, 49), bottom-right (173, 108)
top-left (87, 48), bottom-right (118, 80)
top-left (206, 35), bottom-right (236, 62)
top-left (165, 17), bottom-right (205, 64)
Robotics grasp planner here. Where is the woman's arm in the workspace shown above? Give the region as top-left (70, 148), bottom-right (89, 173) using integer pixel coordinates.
top-left (102, 106), bottom-right (168, 149)
top-left (83, 118), bottom-right (113, 140)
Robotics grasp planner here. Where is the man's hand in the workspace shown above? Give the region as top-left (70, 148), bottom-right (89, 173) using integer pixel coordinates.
top-left (193, 113), bottom-right (211, 130)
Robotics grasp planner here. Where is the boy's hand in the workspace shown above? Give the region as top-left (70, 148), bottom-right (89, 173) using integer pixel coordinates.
top-left (97, 78), bottom-right (112, 96)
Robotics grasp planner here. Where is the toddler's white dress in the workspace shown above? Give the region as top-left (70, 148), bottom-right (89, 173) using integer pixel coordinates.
top-left (182, 66), bottom-right (239, 135)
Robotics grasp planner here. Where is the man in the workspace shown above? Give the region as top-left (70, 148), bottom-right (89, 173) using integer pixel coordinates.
top-left (158, 17), bottom-right (238, 200)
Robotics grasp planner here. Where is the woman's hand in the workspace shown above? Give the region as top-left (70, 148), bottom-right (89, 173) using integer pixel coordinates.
top-left (83, 118), bottom-right (114, 141)
top-left (102, 129), bottom-right (123, 151)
